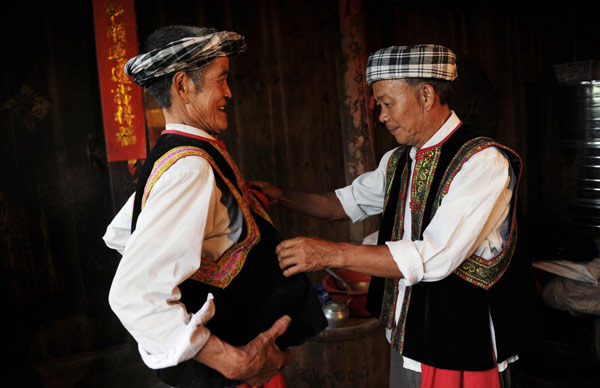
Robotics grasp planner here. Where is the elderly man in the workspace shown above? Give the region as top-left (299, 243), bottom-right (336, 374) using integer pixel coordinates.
top-left (255, 45), bottom-right (528, 388)
top-left (103, 25), bottom-right (326, 388)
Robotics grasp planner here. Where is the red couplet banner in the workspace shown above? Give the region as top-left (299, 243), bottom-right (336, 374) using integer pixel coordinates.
top-left (93, 0), bottom-right (146, 162)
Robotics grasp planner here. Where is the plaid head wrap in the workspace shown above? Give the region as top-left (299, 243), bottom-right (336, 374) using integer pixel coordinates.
top-left (124, 29), bottom-right (247, 87)
top-left (365, 44), bottom-right (458, 85)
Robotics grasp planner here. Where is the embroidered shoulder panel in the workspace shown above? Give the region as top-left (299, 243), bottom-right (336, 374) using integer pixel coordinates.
top-left (142, 146), bottom-right (262, 289)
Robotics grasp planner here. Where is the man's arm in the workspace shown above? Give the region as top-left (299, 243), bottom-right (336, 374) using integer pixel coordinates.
top-left (252, 149), bottom-right (396, 223)
top-left (274, 147), bottom-right (514, 286)
top-left (275, 236), bottom-right (403, 278)
top-left (251, 181), bottom-right (348, 221)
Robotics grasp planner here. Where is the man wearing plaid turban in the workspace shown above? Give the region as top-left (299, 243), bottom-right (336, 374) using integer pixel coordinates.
top-left (104, 25), bottom-right (326, 388)
top-left (256, 44), bottom-right (531, 388)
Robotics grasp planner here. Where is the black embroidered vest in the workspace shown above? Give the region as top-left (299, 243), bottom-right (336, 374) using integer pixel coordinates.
top-left (131, 132), bottom-right (327, 388)
top-left (366, 124), bottom-right (526, 371)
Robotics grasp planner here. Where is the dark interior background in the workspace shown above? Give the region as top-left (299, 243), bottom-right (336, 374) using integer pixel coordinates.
top-left (2, 0), bottom-right (599, 387)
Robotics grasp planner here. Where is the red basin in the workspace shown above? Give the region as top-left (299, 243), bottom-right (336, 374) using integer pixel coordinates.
top-left (321, 269), bottom-right (372, 317)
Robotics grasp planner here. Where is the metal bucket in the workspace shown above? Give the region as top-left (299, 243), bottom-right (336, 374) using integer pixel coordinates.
top-left (549, 81), bottom-right (600, 232)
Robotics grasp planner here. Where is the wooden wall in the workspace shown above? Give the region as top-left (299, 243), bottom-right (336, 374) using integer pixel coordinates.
top-left (1, 2), bottom-right (129, 387)
top-left (1, 0), bottom-right (599, 386)
top-left (135, 0), bottom-right (352, 244)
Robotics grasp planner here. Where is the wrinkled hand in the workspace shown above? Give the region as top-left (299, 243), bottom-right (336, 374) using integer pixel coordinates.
top-left (238, 315), bottom-right (294, 386)
top-left (276, 237), bottom-right (339, 277)
top-left (249, 181), bottom-right (283, 204)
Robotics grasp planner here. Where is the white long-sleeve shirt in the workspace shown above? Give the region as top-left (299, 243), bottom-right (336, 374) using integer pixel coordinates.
top-left (335, 112), bottom-right (518, 372)
top-left (104, 123), bottom-right (244, 369)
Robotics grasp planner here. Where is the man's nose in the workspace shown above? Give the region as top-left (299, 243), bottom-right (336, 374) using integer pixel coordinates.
top-left (378, 110), bottom-right (388, 123)
top-left (224, 82), bottom-right (232, 99)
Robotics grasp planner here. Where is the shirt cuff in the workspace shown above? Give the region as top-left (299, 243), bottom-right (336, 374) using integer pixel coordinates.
top-left (103, 194), bottom-right (135, 255)
top-left (385, 240), bottom-right (424, 285)
top-left (138, 294), bottom-right (215, 369)
top-left (335, 187), bottom-right (368, 223)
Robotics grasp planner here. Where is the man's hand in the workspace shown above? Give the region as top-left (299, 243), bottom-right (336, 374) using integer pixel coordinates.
top-left (238, 315), bottom-right (294, 386)
top-left (249, 181), bottom-right (283, 204)
top-left (276, 237), bottom-right (342, 277)
top-left (194, 315), bottom-right (294, 386)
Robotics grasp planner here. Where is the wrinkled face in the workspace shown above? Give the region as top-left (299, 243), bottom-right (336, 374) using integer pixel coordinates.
top-left (187, 57), bottom-right (231, 136)
top-left (372, 79), bottom-right (427, 147)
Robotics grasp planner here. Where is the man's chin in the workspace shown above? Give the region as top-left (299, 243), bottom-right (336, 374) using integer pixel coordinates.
top-left (207, 124), bottom-right (228, 137)
top-left (391, 133), bottom-right (404, 144)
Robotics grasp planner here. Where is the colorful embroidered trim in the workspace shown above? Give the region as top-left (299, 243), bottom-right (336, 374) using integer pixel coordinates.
top-left (141, 145), bottom-right (262, 289)
top-left (392, 146), bottom-right (441, 353)
top-left (379, 148), bottom-right (408, 330)
top-left (380, 144), bottom-right (444, 352)
top-left (160, 130), bottom-right (273, 223)
top-left (434, 137), bottom-right (522, 290)
top-left (396, 287), bottom-right (412, 353)
top-left (142, 147), bottom-right (199, 207)
top-left (199, 137), bottom-right (273, 224)
top-left (383, 148), bottom-right (402, 209)
top-left (410, 147), bottom-right (441, 238)
top-left (381, 278), bottom-right (398, 330)
top-left (433, 137), bottom-right (495, 212)
top-left (453, 226), bottom-right (517, 290)
top-left (389, 150), bottom-right (410, 242)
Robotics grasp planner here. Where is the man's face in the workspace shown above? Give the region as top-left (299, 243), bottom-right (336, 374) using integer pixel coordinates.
top-left (187, 56), bottom-right (231, 136)
top-left (372, 79), bottom-right (427, 147)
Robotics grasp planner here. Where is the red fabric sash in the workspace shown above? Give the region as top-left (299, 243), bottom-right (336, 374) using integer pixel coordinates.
top-left (421, 363), bottom-right (501, 388)
top-left (248, 182), bottom-right (270, 210)
top-left (236, 371), bottom-right (286, 388)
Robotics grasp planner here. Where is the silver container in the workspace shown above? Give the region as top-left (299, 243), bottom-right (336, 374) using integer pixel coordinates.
top-left (322, 300), bottom-right (350, 328)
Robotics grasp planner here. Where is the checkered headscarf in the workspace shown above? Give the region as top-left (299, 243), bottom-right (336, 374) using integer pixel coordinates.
top-left (365, 44), bottom-right (457, 85)
top-left (124, 29), bottom-right (246, 87)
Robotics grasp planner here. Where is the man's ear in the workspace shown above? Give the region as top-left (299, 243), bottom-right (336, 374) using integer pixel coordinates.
top-left (171, 72), bottom-right (190, 102)
top-left (421, 84), bottom-right (436, 112)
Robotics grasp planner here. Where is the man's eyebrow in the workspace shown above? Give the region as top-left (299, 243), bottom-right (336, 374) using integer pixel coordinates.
top-left (374, 93), bottom-right (389, 101)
